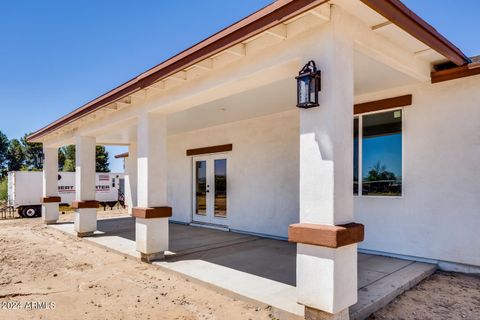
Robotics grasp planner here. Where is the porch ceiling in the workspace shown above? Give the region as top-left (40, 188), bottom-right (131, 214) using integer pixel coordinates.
top-left (92, 49), bottom-right (418, 143)
top-left (163, 50), bottom-right (417, 137)
top-left (354, 51), bottom-right (415, 96)
top-left (29, 0), bottom-right (469, 145)
top-left (166, 78), bottom-right (295, 135)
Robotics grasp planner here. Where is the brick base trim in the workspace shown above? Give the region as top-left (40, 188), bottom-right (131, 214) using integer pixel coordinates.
top-left (71, 200), bottom-right (99, 209)
top-left (41, 196), bottom-right (61, 203)
top-left (288, 223), bottom-right (364, 248)
top-left (132, 207), bottom-right (172, 219)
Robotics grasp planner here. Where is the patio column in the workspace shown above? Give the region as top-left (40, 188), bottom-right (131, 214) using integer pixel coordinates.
top-left (124, 143), bottom-right (137, 215)
top-left (134, 112), bottom-right (171, 263)
top-left (41, 145), bottom-right (60, 224)
top-left (289, 7), bottom-right (363, 320)
top-left (72, 135), bottom-right (98, 237)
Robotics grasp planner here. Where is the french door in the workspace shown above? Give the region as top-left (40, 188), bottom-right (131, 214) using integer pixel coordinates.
top-left (192, 154), bottom-right (228, 226)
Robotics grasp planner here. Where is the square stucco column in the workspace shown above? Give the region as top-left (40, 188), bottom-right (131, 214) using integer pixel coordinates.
top-left (134, 112), bottom-right (171, 263)
top-left (41, 146), bottom-right (60, 224)
top-left (289, 7), bottom-right (364, 320)
top-left (124, 143), bottom-right (137, 215)
top-left (73, 136), bottom-right (98, 237)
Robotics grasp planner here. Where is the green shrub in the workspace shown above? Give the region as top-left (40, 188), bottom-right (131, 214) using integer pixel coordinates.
top-left (0, 178), bottom-right (7, 204)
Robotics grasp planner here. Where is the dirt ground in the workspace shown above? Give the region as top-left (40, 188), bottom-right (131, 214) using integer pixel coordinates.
top-left (1, 210), bottom-right (479, 320)
top-left (0, 211), bottom-right (272, 320)
top-left (369, 271), bottom-right (480, 320)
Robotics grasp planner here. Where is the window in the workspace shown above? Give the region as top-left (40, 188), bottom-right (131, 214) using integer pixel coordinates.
top-left (354, 109), bottom-right (402, 196)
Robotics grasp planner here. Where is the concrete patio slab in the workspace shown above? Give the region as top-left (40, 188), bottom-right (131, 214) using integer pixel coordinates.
top-left (49, 216), bottom-right (436, 319)
top-left (154, 259), bottom-right (303, 319)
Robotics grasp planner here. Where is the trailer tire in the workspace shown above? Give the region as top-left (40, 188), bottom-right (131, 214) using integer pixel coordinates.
top-left (22, 206), bottom-right (40, 218)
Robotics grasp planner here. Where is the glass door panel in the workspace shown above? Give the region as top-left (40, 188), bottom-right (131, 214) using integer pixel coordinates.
top-left (214, 159), bottom-right (227, 218)
top-left (195, 160), bottom-right (207, 216)
top-left (192, 155), bottom-right (228, 225)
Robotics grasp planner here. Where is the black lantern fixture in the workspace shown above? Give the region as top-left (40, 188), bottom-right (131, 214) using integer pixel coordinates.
top-left (296, 60), bottom-right (321, 108)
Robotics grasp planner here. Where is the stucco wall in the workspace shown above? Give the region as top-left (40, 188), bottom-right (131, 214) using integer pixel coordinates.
top-left (166, 75), bottom-right (480, 267)
top-left (167, 110), bottom-right (299, 238)
top-left (355, 75), bottom-right (480, 267)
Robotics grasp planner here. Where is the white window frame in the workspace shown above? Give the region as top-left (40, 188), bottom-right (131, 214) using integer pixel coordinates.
top-left (354, 107), bottom-right (405, 198)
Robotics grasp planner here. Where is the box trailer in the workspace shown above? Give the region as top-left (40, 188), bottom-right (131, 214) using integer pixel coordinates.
top-left (7, 171), bottom-right (124, 218)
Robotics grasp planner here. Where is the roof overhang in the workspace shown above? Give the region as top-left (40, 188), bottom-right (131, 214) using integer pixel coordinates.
top-left (360, 0), bottom-right (469, 66)
top-left (28, 0), bottom-right (470, 142)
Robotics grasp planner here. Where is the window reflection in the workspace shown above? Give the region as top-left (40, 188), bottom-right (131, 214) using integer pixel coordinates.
top-left (353, 118), bottom-right (359, 195)
top-left (214, 159), bottom-right (227, 218)
top-left (195, 161), bottom-right (207, 215)
top-left (362, 110), bottom-right (402, 196)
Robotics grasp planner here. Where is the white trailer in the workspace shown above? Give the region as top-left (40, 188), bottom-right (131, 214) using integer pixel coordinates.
top-left (7, 171), bottom-right (124, 218)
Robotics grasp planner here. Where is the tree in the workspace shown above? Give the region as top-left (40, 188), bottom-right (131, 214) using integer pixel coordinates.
top-left (61, 145), bottom-right (76, 172)
top-left (59, 145), bottom-right (110, 172)
top-left (62, 159), bottom-right (75, 172)
top-left (0, 178), bottom-right (7, 203)
top-left (20, 134), bottom-right (43, 170)
top-left (364, 161), bottom-right (400, 195)
top-left (365, 161), bottom-right (397, 182)
top-left (6, 139), bottom-right (24, 171)
top-left (58, 149), bottom-right (66, 171)
top-left (96, 146), bottom-right (110, 172)
top-left (0, 131), bottom-right (8, 177)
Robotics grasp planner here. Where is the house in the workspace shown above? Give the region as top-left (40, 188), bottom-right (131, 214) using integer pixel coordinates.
top-left (28, 0), bottom-right (480, 319)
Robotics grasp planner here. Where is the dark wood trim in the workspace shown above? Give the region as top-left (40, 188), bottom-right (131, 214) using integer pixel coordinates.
top-left (41, 196), bottom-right (61, 203)
top-left (288, 223), bottom-right (364, 248)
top-left (71, 200), bottom-right (100, 209)
top-left (186, 144), bottom-right (232, 156)
top-left (133, 207), bottom-right (172, 219)
top-left (431, 65), bottom-right (480, 83)
top-left (114, 152), bottom-right (129, 159)
top-left (354, 94), bottom-right (412, 115)
top-left (361, 0), bottom-right (469, 66)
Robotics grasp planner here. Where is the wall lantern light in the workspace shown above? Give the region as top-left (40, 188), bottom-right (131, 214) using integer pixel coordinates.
top-left (296, 60), bottom-right (321, 108)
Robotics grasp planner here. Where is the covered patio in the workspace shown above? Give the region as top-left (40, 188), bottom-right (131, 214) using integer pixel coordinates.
top-left (51, 216), bottom-right (435, 319)
top-left (27, 1), bottom-right (469, 318)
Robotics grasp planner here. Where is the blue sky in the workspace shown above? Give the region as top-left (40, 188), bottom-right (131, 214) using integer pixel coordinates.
top-left (0, 0), bottom-right (479, 172)
top-left (362, 134), bottom-right (402, 179)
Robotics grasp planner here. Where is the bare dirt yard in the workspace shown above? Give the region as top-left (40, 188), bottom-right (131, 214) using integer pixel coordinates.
top-left (0, 210), bottom-right (272, 320)
top-left (369, 271), bottom-right (480, 320)
top-left (0, 210), bottom-right (479, 320)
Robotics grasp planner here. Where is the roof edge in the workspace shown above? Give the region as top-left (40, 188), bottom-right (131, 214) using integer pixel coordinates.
top-left (27, 0), bottom-right (329, 142)
top-left (360, 0), bottom-right (470, 66)
top-left (29, 0), bottom-right (470, 142)
top-left (431, 61), bottom-right (480, 83)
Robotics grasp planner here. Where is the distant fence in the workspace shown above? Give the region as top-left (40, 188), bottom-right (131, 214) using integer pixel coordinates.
top-left (0, 206), bottom-right (18, 220)
top-left (98, 200), bottom-right (125, 211)
top-left (0, 200), bottom-right (126, 220)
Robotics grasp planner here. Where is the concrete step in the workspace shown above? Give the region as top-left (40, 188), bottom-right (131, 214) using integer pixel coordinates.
top-left (350, 261), bottom-right (437, 320)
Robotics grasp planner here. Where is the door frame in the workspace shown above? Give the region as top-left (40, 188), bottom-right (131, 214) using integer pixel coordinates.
top-left (191, 153), bottom-right (229, 226)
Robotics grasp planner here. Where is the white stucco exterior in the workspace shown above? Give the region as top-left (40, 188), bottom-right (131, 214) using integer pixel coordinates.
top-left (33, 1), bottom-right (480, 317)
top-left (355, 76), bottom-right (480, 268)
top-left (35, 3), bottom-right (479, 270)
top-left (163, 70), bottom-right (480, 269)
top-left (167, 110), bottom-right (300, 238)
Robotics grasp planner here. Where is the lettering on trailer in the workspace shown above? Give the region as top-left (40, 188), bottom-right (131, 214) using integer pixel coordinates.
top-left (98, 174), bottom-right (110, 181)
top-left (58, 185), bottom-right (111, 193)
